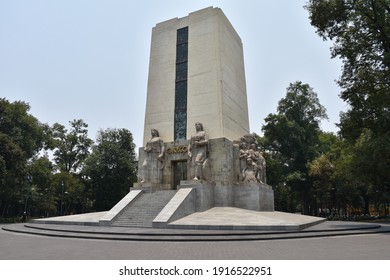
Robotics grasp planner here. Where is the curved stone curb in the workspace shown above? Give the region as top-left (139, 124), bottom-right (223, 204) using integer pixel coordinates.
top-left (2, 222), bottom-right (389, 242)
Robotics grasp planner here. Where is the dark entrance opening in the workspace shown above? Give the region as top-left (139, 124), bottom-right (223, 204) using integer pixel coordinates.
top-left (172, 160), bottom-right (187, 189)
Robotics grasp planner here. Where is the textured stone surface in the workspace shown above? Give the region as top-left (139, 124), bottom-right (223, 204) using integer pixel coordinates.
top-left (179, 180), bottom-right (215, 211)
top-left (138, 138), bottom-right (249, 188)
top-left (233, 183), bottom-right (274, 211)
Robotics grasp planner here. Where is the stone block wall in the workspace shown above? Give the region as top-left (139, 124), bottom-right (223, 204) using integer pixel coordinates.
top-left (233, 183), bottom-right (274, 211)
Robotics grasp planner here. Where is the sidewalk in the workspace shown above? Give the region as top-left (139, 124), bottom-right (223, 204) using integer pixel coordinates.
top-left (1, 222), bottom-right (390, 259)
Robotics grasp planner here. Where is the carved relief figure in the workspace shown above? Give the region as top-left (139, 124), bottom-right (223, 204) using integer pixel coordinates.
top-left (188, 122), bottom-right (208, 180)
top-left (141, 129), bottom-right (165, 184)
top-left (242, 157), bottom-right (258, 183)
top-left (256, 151), bottom-right (266, 184)
top-left (238, 142), bottom-right (249, 181)
top-left (248, 143), bottom-right (265, 183)
top-left (236, 133), bottom-right (267, 184)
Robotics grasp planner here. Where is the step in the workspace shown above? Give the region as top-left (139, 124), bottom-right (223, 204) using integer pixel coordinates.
top-left (111, 190), bottom-right (177, 228)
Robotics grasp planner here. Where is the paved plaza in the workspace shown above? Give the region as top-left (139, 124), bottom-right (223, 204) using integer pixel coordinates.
top-left (1, 222), bottom-right (390, 260)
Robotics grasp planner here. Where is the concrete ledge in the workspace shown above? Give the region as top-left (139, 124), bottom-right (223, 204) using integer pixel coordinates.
top-left (168, 207), bottom-right (326, 231)
top-left (31, 211), bottom-right (107, 226)
top-left (99, 190), bottom-right (143, 226)
top-left (3, 221), bottom-right (387, 243)
top-left (153, 188), bottom-right (195, 228)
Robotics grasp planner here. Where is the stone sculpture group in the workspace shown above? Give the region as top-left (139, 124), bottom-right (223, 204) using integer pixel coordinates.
top-left (237, 133), bottom-right (267, 184)
top-left (140, 123), bottom-right (266, 185)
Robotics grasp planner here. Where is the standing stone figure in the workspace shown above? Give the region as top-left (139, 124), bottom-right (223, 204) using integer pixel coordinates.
top-left (188, 122), bottom-right (208, 180)
top-left (141, 129), bottom-right (165, 184)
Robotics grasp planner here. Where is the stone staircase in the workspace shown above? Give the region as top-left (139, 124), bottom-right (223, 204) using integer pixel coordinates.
top-left (111, 190), bottom-right (177, 228)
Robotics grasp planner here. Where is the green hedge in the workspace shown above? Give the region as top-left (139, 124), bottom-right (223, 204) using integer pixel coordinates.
top-left (0, 217), bottom-right (23, 224)
top-left (327, 215), bottom-right (390, 222)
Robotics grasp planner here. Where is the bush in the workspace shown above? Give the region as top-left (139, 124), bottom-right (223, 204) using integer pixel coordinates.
top-left (0, 217), bottom-right (20, 224)
top-left (327, 215), bottom-right (390, 222)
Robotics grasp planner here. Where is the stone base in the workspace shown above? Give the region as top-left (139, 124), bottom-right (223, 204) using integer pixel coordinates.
top-left (167, 207), bottom-right (325, 231)
top-left (179, 180), bottom-right (215, 211)
top-left (234, 182), bottom-right (274, 211)
top-left (154, 180), bottom-right (274, 228)
top-left (178, 180), bottom-right (274, 212)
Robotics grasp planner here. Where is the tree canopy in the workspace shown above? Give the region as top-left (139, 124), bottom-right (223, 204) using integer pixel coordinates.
top-left (1, 98), bottom-right (138, 218)
top-left (83, 128), bottom-right (138, 211)
top-left (262, 81), bottom-right (328, 214)
top-left (51, 119), bottom-right (93, 173)
top-left (306, 0), bottom-right (390, 206)
top-left (0, 98), bottom-right (47, 217)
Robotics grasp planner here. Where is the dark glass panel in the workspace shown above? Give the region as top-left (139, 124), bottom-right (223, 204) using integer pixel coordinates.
top-left (175, 81), bottom-right (187, 109)
top-left (176, 43), bottom-right (188, 63)
top-left (174, 111), bottom-right (187, 141)
top-left (174, 26), bottom-right (188, 141)
top-left (176, 62), bottom-right (188, 81)
top-left (177, 27), bottom-right (188, 45)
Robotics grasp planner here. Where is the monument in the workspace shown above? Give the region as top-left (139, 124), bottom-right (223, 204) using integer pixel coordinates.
top-left (26, 7), bottom-right (325, 231)
top-left (122, 7), bottom-right (275, 229)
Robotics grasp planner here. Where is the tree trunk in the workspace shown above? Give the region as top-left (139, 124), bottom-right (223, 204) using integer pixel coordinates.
top-left (301, 192), bottom-right (310, 215)
top-left (363, 195), bottom-right (370, 215)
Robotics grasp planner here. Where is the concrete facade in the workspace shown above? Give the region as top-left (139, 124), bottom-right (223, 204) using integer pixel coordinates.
top-left (143, 7), bottom-right (249, 145)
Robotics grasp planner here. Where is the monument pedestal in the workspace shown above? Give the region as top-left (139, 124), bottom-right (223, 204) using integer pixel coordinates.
top-left (153, 180), bottom-right (274, 229)
top-left (179, 180), bottom-right (215, 211)
top-left (233, 182), bottom-right (274, 211)
top-left (178, 180), bottom-right (274, 212)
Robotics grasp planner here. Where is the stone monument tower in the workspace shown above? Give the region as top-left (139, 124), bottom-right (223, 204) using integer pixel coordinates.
top-left (133, 7), bottom-right (274, 228)
top-left (143, 7), bottom-right (250, 145)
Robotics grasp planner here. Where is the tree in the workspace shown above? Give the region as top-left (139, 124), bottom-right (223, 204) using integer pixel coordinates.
top-left (83, 128), bottom-right (137, 211)
top-left (27, 156), bottom-right (56, 217)
top-left (262, 82), bottom-right (328, 214)
top-left (257, 134), bottom-right (297, 212)
top-left (333, 129), bottom-right (388, 215)
top-left (52, 172), bottom-right (87, 215)
top-left (309, 154), bottom-right (335, 215)
top-left (306, 0), bottom-right (390, 200)
top-left (306, 0), bottom-right (390, 137)
top-left (0, 98), bottom-right (47, 217)
top-left (51, 119), bottom-right (93, 173)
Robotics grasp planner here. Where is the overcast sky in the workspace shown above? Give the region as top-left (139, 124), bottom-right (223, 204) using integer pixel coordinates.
top-left (0, 0), bottom-right (345, 150)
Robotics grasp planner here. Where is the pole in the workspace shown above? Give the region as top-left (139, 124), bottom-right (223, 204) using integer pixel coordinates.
top-left (60, 181), bottom-right (64, 215)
